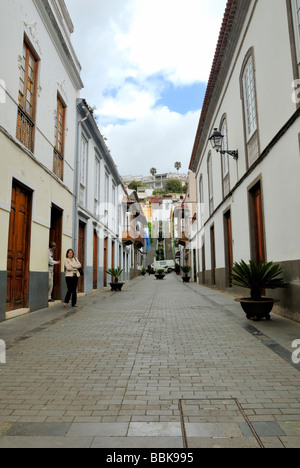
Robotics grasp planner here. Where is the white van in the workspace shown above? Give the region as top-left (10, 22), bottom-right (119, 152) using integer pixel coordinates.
top-left (152, 260), bottom-right (175, 273)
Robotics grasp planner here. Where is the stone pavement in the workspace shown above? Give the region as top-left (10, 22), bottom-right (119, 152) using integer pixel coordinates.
top-left (1, 274), bottom-right (300, 448)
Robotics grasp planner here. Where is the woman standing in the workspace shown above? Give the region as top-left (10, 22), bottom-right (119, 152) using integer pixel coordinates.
top-left (64, 249), bottom-right (81, 308)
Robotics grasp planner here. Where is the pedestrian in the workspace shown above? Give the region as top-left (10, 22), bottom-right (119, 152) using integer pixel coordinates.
top-left (64, 249), bottom-right (81, 308)
top-left (48, 242), bottom-right (60, 302)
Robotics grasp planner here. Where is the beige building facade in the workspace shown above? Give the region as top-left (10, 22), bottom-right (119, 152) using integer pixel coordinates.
top-left (0, 0), bottom-right (83, 321)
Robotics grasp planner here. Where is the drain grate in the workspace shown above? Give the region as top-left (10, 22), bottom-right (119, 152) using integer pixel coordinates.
top-left (179, 399), bottom-right (264, 449)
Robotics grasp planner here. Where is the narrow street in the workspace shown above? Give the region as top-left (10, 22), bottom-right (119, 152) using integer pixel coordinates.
top-left (0, 274), bottom-right (300, 448)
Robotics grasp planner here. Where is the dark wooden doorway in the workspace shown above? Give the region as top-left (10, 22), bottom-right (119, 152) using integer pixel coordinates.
top-left (111, 241), bottom-right (115, 270)
top-left (193, 249), bottom-right (197, 283)
top-left (103, 237), bottom-right (108, 287)
top-left (49, 205), bottom-right (63, 300)
top-left (210, 225), bottom-right (216, 286)
top-left (78, 221), bottom-right (85, 293)
top-left (6, 180), bottom-right (32, 312)
top-left (93, 229), bottom-right (98, 290)
top-left (224, 210), bottom-right (233, 287)
top-left (250, 182), bottom-right (265, 264)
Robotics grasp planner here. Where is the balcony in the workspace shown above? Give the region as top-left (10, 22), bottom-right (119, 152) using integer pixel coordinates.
top-left (53, 149), bottom-right (64, 180)
top-left (122, 225), bottom-right (145, 249)
top-left (122, 226), bottom-right (135, 246)
top-left (16, 107), bottom-right (34, 152)
top-left (178, 230), bottom-right (189, 246)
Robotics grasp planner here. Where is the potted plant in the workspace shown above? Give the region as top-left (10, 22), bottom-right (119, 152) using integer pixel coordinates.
top-left (155, 269), bottom-right (165, 280)
top-left (232, 260), bottom-right (287, 320)
top-left (141, 267), bottom-right (146, 276)
top-left (181, 265), bottom-right (192, 282)
top-left (106, 267), bottom-right (125, 291)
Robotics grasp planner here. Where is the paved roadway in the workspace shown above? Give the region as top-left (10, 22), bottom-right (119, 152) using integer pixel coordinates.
top-left (1, 274), bottom-right (300, 448)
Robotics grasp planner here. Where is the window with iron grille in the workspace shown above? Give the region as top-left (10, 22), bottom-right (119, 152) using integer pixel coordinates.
top-left (16, 41), bottom-right (38, 152)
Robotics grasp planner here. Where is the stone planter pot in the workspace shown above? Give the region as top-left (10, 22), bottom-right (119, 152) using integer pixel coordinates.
top-left (155, 274), bottom-right (165, 280)
top-left (182, 277), bottom-right (191, 283)
top-left (110, 282), bottom-right (125, 291)
top-left (235, 297), bottom-right (279, 321)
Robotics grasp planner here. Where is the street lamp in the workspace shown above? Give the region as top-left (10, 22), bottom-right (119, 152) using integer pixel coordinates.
top-left (209, 128), bottom-right (238, 160)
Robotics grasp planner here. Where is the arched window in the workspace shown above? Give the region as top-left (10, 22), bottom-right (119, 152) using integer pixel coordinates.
top-left (243, 55), bottom-right (257, 139)
top-left (220, 117), bottom-right (230, 197)
top-left (241, 49), bottom-right (260, 167)
top-left (199, 174), bottom-right (204, 226)
top-left (207, 152), bottom-right (214, 215)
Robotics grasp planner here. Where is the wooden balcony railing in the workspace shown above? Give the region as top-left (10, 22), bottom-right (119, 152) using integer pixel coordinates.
top-left (16, 107), bottom-right (34, 152)
top-left (53, 149), bottom-right (64, 180)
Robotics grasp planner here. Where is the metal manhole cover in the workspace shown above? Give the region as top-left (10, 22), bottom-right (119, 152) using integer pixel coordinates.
top-left (179, 399), bottom-right (264, 449)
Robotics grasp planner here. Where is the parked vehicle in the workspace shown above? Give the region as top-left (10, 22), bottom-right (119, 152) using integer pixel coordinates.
top-left (152, 260), bottom-right (175, 273)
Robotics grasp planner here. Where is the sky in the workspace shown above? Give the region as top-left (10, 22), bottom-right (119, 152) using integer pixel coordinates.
top-left (65, 0), bottom-right (227, 177)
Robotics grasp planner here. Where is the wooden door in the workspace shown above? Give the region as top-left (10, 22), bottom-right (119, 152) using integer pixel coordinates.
top-left (111, 241), bottom-right (115, 270)
top-left (224, 210), bottom-right (233, 286)
top-left (6, 181), bottom-right (32, 312)
top-left (93, 229), bottom-right (98, 290)
top-left (78, 221), bottom-right (85, 293)
top-left (49, 205), bottom-right (63, 300)
top-left (210, 225), bottom-right (216, 285)
top-left (201, 235), bottom-right (206, 284)
top-left (103, 237), bottom-right (108, 287)
top-left (250, 183), bottom-right (265, 264)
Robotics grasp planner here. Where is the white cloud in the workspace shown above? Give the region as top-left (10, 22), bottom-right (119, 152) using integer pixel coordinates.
top-left (101, 107), bottom-right (200, 176)
top-left (117, 0), bottom-right (224, 85)
top-left (96, 81), bottom-right (158, 121)
top-left (65, 0), bottom-right (226, 174)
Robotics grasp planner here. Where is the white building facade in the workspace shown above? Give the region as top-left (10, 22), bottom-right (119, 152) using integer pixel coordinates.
top-left (189, 0), bottom-right (300, 321)
top-left (75, 99), bottom-right (135, 292)
top-left (0, 0), bottom-right (83, 321)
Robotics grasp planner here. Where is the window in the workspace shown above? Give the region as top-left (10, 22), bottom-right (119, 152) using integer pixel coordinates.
top-left (293, 0), bottom-right (300, 65)
top-left (16, 41), bottom-right (38, 152)
top-left (221, 118), bottom-right (230, 198)
top-left (207, 153), bottom-right (214, 215)
top-left (94, 155), bottom-right (100, 216)
top-left (296, 0), bottom-right (300, 42)
top-left (104, 172), bottom-right (109, 226)
top-left (241, 50), bottom-right (260, 167)
top-left (79, 135), bottom-right (88, 207)
top-left (112, 183), bottom-right (116, 231)
top-left (199, 174), bottom-right (204, 227)
top-left (243, 55), bottom-right (257, 140)
top-left (53, 95), bottom-right (66, 180)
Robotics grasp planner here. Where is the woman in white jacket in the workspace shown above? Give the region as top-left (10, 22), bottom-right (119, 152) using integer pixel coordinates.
top-left (64, 249), bottom-right (81, 308)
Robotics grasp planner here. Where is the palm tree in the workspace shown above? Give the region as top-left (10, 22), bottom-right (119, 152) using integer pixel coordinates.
top-left (150, 168), bottom-right (157, 177)
top-left (175, 162), bottom-right (182, 173)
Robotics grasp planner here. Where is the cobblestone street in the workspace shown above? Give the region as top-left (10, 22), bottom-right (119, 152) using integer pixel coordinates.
top-left (1, 274), bottom-right (300, 448)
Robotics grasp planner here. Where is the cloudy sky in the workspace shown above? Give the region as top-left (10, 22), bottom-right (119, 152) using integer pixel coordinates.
top-left (65, 0), bottom-right (227, 177)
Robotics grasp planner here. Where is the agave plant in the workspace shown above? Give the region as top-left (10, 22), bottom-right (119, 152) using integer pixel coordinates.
top-left (231, 260), bottom-right (287, 300)
top-left (106, 267), bottom-right (124, 283)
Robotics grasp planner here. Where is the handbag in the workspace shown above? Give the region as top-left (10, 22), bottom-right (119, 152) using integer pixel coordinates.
top-left (78, 267), bottom-right (84, 277)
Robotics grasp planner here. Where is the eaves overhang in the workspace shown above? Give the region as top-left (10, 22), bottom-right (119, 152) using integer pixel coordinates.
top-left (189, 0), bottom-right (252, 173)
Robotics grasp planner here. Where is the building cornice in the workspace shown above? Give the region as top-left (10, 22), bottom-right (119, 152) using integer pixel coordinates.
top-left (189, 0), bottom-right (252, 173)
top-left (77, 99), bottom-right (122, 186)
top-left (33, 0), bottom-right (83, 90)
